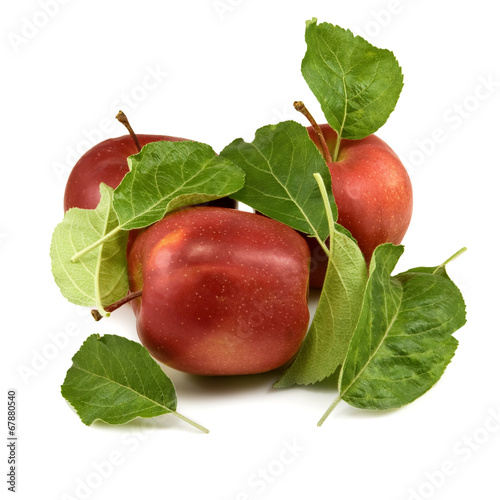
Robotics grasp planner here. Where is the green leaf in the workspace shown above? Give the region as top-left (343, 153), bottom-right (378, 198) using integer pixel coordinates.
top-left (302, 20), bottom-right (404, 140)
top-left (274, 173), bottom-right (367, 387)
top-left (220, 120), bottom-right (336, 244)
top-left (50, 184), bottom-right (128, 317)
top-left (61, 334), bottom-right (209, 432)
top-left (114, 140), bottom-right (245, 230)
top-left (319, 244), bottom-right (467, 423)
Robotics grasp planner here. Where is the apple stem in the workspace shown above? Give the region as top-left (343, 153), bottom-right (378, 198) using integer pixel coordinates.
top-left (294, 101), bottom-right (333, 163)
top-left (116, 110), bottom-right (142, 152)
top-left (91, 290), bottom-right (143, 321)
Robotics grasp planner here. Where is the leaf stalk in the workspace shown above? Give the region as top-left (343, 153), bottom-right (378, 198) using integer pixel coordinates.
top-left (71, 226), bottom-right (122, 262)
top-left (317, 394), bottom-right (342, 426)
top-left (171, 411), bottom-right (210, 433)
top-left (442, 247), bottom-right (467, 267)
top-left (432, 247), bottom-right (467, 276)
top-left (313, 173), bottom-right (336, 255)
top-left (332, 136), bottom-right (341, 163)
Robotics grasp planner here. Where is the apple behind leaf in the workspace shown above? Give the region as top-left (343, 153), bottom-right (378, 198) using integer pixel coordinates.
top-left (63, 134), bottom-right (188, 211)
top-left (128, 206), bottom-right (311, 376)
top-left (307, 124), bottom-right (413, 287)
top-left (63, 133), bottom-right (237, 213)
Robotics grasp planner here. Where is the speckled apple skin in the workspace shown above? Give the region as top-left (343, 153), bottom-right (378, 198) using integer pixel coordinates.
top-left (306, 124), bottom-right (413, 287)
top-left (128, 207), bottom-right (311, 376)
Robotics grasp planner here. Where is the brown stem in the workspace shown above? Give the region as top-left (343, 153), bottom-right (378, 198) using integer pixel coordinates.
top-left (116, 110), bottom-right (142, 152)
top-left (293, 101), bottom-right (333, 163)
top-left (91, 290), bottom-right (143, 321)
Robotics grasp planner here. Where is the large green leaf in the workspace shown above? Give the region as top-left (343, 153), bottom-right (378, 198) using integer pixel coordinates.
top-left (114, 140), bottom-right (245, 230)
top-left (319, 244), bottom-right (466, 422)
top-left (221, 120), bottom-right (336, 243)
top-left (302, 20), bottom-right (404, 140)
top-left (61, 334), bottom-right (208, 432)
top-left (50, 184), bottom-right (128, 317)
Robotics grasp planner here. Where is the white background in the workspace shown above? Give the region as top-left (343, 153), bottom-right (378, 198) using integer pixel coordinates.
top-left (2, 1), bottom-right (499, 499)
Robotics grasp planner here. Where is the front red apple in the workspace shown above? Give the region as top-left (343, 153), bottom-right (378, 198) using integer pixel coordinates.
top-left (128, 207), bottom-right (311, 376)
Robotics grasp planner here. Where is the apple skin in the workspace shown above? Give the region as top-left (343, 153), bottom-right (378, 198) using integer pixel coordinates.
top-left (307, 124), bottom-right (413, 287)
top-left (63, 134), bottom-right (188, 211)
top-left (128, 206), bottom-right (311, 376)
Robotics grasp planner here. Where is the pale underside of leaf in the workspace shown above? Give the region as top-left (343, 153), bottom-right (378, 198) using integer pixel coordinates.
top-left (50, 184), bottom-right (129, 313)
top-left (274, 227), bottom-right (367, 387)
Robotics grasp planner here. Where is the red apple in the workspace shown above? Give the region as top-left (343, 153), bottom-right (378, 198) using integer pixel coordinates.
top-left (63, 132), bottom-right (237, 214)
top-left (307, 123), bottom-right (413, 287)
top-left (127, 206), bottom-right (310, 375)
top-left (63, 133), bottom-right (187, 212)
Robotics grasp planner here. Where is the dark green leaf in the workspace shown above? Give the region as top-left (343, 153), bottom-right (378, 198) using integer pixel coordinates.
top-left (61, 334), bottom-right (208, 432)
top-left (302, 20), bottom-right (404, 140)
top-left (221, 120), bottom-right (336, 242)
top-left (329, 244), bottom-right (466, 415)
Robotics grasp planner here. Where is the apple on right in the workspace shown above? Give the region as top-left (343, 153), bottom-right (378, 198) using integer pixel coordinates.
top-left (306, 123), bottom-right (413, 288)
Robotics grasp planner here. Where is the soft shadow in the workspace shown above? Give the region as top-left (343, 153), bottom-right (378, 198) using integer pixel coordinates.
top-left (160, 357), bottom-right (341, 400)
top-left (164, 366), bottom-right (283, 399)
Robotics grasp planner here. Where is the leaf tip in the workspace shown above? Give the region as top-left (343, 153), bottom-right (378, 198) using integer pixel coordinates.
top-left (272, 378), bottom-right (290, 389)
